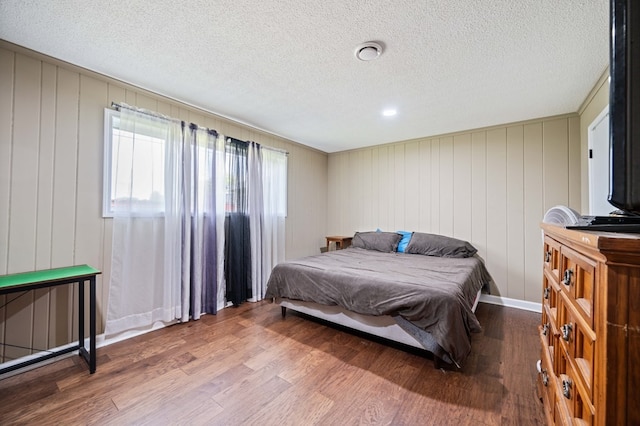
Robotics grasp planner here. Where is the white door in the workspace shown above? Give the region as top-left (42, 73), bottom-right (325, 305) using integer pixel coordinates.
top-left (588, 106), bottom-right (612, 216)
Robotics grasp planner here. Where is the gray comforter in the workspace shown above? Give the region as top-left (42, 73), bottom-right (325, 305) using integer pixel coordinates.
top-left (264, 247), bottom-right (492, 365)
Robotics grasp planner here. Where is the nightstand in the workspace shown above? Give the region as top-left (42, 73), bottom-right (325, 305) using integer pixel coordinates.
top-left (325, 236), bottom-right (352, 251)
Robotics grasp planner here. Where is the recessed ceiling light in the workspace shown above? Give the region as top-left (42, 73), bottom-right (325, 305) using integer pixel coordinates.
top-left (382, 108), bottom-right (397, 117)
top-left (355, 42), bottom-right (383, 61)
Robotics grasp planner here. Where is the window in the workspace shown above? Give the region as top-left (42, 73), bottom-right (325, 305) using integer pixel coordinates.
top-left (103, 108), bottom-right (168, 217)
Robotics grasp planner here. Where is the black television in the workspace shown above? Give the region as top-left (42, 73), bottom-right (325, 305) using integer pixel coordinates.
top-left (567, 0), bottom-right (640, 231)
top-left (609, 0), bottom-right (640, 215)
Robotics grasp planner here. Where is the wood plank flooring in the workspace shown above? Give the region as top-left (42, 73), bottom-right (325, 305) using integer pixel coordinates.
top-left (0, 301), bottom-right (545, 425)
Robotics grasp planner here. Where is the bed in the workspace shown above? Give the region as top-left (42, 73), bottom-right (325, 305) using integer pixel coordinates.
top-left (264, 231), bottom-right (493, 368)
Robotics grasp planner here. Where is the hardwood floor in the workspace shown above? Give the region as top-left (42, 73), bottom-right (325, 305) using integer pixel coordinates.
top-left (0, 301), bottom-right (545, 425)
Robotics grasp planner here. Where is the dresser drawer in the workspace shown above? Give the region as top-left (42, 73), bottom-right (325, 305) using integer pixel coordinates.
top-left (538, 335), bottom-right (556, 419)
top-left (543, 269), bottom-right (560, 328)
top-left (559, 245), bottom-right (596, 328)
top-left (558, 361), bottom-right (594, 426)
top-left (557, 291), bottom-right (595, 399)
top-left (541, 307), bottom-right (553, 348)
top-left (544, 236), bottom-right (562, 282)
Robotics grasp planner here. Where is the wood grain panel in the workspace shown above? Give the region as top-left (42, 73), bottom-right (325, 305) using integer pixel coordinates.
top-left (523, 123), bottom-right (544, 302)
top-left (543, 118), bottom-right (569, 209)
top-left (393, 144), bottom-right (405, 229)
top-left (49, 67), bottom-right (79, 346)
top-left (5, 53), bottom-right (41, 361)
top-left (438, 137), bottom-right (454, 237)
top-left (0, 48), bottom-right (14, 362)
top-left (360, 149), bottom-right (375, 230)
top-left (8, 53), bottom-right (41, 273)
top-left (471, 131), bottom-right (487, 260)
top-left (430, 140), bottom-right (441, 233)
top-left (35, 63), bottom-right (57, 270)
top-left (377, 146), bottom-right (391, 231)
top-left (404, 141), bottom-right (420, 231)
top-left (568, 115), bottom-right (581, 210)
top-left (453, 133), bottom-right (472, 242)
top-left (32, 63), bottom-right (57, 353)
top-left (485, 128), bottom-right (508, 296)
top-left (0, 48), bottom-right (15, 276)
top-left (418, 139), bottom-right (432, 232)
top-left (506, 125), bottom-right (525, 300)
top-left (76, 75), bottom-right (108, 334)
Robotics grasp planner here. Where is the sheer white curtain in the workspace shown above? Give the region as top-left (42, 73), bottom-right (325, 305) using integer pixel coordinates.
top-left (105, 107), bottom-right (184, 336)
top-left (182, 124), bottom-right (219, 319)
top-left (215, 134), bottom-right (227, 311)
top-left (258, 147), bottom-right (287, 298)
top-left (248, 143), bottom-right (264, 302)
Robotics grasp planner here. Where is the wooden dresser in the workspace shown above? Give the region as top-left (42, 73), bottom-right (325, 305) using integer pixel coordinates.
top-left (538, 224), bottom-right (640, 425)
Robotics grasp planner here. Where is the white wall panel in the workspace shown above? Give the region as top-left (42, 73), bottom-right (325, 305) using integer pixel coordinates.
top-left (506, 126), bottom-right (525, 300)
top-left (485, 128), bottom-right (508, 296)
top-left (543, 118), bottom-right (569, 209)
top-left (430, 140), bottom-right (441, 233)
top-left (471, 132), bottom-right (487, 261)
top-left (452, 134), bottom-right (472, 242)
top-left (438, 137), bottom-right (454, 237)
top-left (5, 54), bottom-right (41, 361)
top-left (523, 123), bottom-right (544, 302)
top-left (418, 139), bottom-right (432, 232)
top-left (0, 49), bottom-right (14, 276)
top-left (404, 141), bottom-right (420, 231)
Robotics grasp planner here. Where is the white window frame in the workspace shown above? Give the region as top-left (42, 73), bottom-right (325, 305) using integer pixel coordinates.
top-left (103, 108), bottom-right (168, 218)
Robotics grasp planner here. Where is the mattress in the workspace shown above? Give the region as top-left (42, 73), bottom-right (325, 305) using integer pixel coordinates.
top-left (265, 247), bottom-right (492, 366)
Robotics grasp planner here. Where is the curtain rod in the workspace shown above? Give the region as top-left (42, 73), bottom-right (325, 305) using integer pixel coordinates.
top-left (112, 102), bottom-right (288, 154)
top-left (111, 102), bottom-right (180, 123)
top-left (111, 102), bottom-right (213, 134)
top-left (262, 146), bottom-right (289, 155)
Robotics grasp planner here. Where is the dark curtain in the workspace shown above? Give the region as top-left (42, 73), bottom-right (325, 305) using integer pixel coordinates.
top-left (224, 138), bottom-right (252, 305)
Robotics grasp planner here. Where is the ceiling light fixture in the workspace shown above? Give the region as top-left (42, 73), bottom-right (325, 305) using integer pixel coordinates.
top-left (355, 41), bottom-right (383, 61)
top-left (382, 108), bottom-right (397, 117)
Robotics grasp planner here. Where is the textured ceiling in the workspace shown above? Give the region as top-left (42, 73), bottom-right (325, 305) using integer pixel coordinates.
top-left (0, 0), bottom-right (609, 153)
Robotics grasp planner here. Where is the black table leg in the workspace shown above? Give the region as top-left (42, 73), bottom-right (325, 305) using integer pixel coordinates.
top-left (89, 276), bottom-right (96, 374)
top-left (78, 279), bottom-right (85, 351)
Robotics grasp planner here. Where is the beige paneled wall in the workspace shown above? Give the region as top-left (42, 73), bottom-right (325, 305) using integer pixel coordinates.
top-left (328, 115), bottom-right (581, 302)
top-left (0, 42), bottom-right (328, 363)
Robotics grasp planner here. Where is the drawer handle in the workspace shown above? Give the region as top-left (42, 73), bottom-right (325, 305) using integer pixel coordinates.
top-left (542, 323), bottom-right (549, 336)
top-left (542, 370), bottom-right (549, 386)
top-left (545, 251), bottom-right (551, 263)
top-left (562, 268), bottom-right (573, 286)
top-left (543, 287), bottom-right (550, 300)
top-left (561, 323), bottom-right (572, 341)
top-left (562, 378), bottom-right (572, 399)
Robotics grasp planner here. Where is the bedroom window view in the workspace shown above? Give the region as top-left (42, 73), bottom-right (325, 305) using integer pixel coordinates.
top-left (103, 109), bottom-right (168, 217)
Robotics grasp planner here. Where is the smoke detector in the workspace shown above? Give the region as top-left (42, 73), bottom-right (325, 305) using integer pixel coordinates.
top-left (355, 42), bottom-right (383, 61)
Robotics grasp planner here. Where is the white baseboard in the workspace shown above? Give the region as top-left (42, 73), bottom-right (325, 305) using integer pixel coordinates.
top-left (479, 294), bottom-right (542, 313)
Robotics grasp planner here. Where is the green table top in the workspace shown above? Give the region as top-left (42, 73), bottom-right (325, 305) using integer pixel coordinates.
top-left (0, 265), bottom-right (101, 290)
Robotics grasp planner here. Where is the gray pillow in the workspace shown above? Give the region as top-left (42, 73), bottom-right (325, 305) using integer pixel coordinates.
top-left (351, 231), bottom-right (402, 253)
top-left (405, 232), bottom-right (477, 258)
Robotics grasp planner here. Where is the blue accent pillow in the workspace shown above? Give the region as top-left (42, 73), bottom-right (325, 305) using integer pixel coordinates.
top-left (396, 231), bottom-right (413, 253)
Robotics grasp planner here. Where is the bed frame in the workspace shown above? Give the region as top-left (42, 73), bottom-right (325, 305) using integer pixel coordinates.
top-left (275, 289), bottom-right (481, 369)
